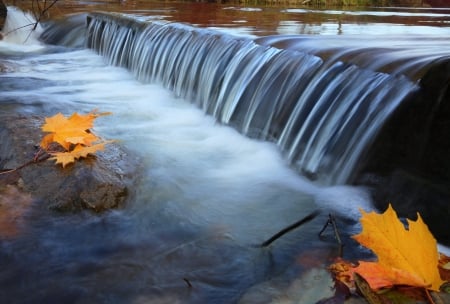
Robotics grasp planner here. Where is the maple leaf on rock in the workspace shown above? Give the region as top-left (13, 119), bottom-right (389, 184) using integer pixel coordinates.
top-left (353, 204), bottom-right (445, 291)
top-left (41, 113), bottom-right (69, 133)
top-left (49, 150), bottom-right (77, 168)
top-left (68, 111), bottom-right (111, 129)
top-left (40, 111), bottom-right (112, 167)
top-left (41, 112), bottom-right (100, 149)
top-left (49, 143), bottom-right (108, 168)
top-left (40, 133), bottom-right (55, 150)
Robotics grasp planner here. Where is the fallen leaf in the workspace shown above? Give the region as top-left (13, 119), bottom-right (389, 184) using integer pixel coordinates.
top-left (40, 111), bottom-right (100, 149)
top-left (48, 151), bottom-right (76, 168)
top-left (328, 258), bottom-right (356, 292)
top-left (40, 111), bottom-right (113, 167)
top-left (40, 133), bottom-right (55, 150)
top-left (68, 111), bottom-right (111, 129)
top-left (41, 112), bottom-right (69, 133)
top-left (353, 273), bottom-right (387, 304)
top-left (353, 204), bottom-right (445, 291)
top-left (354, 261), bottom-right (427, 290)
top-left (49, 142), bottom-right (107, 167)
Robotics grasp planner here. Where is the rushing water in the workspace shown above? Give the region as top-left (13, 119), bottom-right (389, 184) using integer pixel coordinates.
top-left (0, 3), bottom-right (449, 304)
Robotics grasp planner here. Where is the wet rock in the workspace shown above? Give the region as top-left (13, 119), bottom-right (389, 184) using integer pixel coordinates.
top-left (0, 113), bottom-right (139, 212)
top-left (354, 58), bottom-right (450, 246)
top-left (0, 0), bottom-right (6, 33)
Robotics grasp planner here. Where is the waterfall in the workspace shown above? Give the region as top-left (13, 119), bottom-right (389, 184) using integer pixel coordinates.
top-left (1, 6), bottom-right (43, 45)
top-left (82, 13), bottom-right (420, 185)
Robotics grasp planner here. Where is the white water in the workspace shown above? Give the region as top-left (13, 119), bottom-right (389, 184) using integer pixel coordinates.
top-left (0, 6), bottom-right (43, 50)
top-left (1, 45), bottom-right (373, 232)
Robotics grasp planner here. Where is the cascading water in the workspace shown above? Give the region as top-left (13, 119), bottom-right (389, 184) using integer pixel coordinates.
top-left (0, 6), bottom-right (42, 45)
top-left (83, 13), bottom-right (421, 185)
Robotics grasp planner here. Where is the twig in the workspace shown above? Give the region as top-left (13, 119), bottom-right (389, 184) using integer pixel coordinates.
top-left (4, 23), bottom-right (36, 36)
top-left (0, 150), bottom-right (50, 175)
top-left (319, 214), bottom-right (343, 256)
top-left (183, 278), bottom-right (192, 288)
top-left (2, 0), bottom-right (60, 43)
top-left (31, 0), bottom-right (59, 31)
top-left (425, 288), bottom-right (437, 304)
top-left (259, 210), bottom-right (320, 247)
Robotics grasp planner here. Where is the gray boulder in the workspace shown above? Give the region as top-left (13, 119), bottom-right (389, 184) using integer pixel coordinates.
top-left (0, 113), bottom-right (139, 212)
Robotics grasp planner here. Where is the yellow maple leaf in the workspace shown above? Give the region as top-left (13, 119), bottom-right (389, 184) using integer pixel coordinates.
top-left (48, 151), bottom-right (76, 168)
top-left (40, 133), bottom-right (55, 150)
top-left (67, 112), bottom-right (96, 130)
top-left (41, 111), bottom-right (113, 167)
top-left (71, 142), bottom-right (107, 158)
top-left (353, 204), bottom-right (445, 291)
top-left (68, 111), bottom-right (111, 129)
top-left (40, 111), bottom-right (105, 150)
top-left (49, 142), bottom-right (108, 168)
top-left (41, 112), bottom-right (69, 133)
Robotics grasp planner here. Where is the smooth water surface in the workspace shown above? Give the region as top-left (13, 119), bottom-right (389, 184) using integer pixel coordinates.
top-left (13, 0), bottom-right (450, 36)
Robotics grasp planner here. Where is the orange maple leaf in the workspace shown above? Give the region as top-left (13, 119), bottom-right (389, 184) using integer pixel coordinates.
top-left (40, 111), bottom-right (113, 167)
top-left (40, 111), bottom-right (110, 150)
top-left (49, 142), bottom-right (108, 168)
top-left (352, 204), bottom-right (445, 291)
top-left (41, 112), bottom-right (98, 150)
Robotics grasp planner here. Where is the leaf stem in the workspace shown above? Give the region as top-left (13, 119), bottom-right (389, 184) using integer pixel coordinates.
top-left (319, 214), bottom-right (343, 256)
top-left (425, 288), bottom-right (437, 304)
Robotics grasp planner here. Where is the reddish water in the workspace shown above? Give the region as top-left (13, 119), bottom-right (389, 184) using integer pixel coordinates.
top-left (23, 0), bottom-right (450, 36)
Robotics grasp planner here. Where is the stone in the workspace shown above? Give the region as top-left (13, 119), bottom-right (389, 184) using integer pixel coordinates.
top-left (0, 113), bottom-right (139, 212)
top-left (354, 58), bottom-right (450, 246)
top-left (0, 0), bottom-right (6, 32)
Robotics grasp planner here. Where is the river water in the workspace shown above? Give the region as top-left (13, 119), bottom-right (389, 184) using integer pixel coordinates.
top-left (0, 3), bottom-right (449, 303)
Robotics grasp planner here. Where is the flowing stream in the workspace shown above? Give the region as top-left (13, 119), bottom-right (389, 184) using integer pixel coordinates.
top-left (1, 4), bottom-right (449, 303)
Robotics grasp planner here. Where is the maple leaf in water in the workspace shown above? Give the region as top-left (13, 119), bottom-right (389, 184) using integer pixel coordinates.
top-left (352, 204), bottom-right (445, 291)
top-left (40, 111), bottom-right (112, 167)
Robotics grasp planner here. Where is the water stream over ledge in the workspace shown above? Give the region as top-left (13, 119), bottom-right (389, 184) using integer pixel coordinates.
top-left (0, 22), bottom-right (369, 304)
top-left (1, 4), bottom-right (450, 303)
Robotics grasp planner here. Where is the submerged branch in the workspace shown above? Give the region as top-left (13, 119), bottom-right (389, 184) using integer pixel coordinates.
top-left (319, 213), bottom-right (343, 256)
top-left (259, 210), bottom-right (320, 247)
